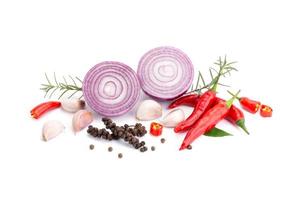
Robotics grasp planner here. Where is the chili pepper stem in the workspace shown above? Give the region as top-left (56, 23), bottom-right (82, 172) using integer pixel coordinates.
top-left (211, 76), bottom-right (220, 92)
top-left (226, 90), bottom-right (241, 108)
top-left (236, 119), bottom-right (250, 135)
top-left (227, 90), bottom-right (241, 100)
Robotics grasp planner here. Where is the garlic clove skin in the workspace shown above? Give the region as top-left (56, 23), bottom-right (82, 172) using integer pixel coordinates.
top-left (61, 99), bottom-right (85, 113)
top-left (161, 108), bottom-right (185, 128)
top-left (136, 100), bottom-right (162, 121)
top-left (72, 110), bottom-right (93, 133)
top-left (42, 120), bottom-right (65, 141)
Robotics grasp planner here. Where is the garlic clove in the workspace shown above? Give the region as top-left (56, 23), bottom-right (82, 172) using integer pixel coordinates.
top-left (161, 108), bottom-right (185, 128)
top-left (61, 99), bottom-right (85, 113)
top-left (42, 120), bottom-right (65, 141)
top-left (72, 110), bottom-right (93, 133)
top-left (136, 100), bottom-right (162, 121)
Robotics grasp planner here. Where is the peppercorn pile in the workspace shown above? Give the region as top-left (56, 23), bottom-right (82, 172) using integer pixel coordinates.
top-left (87, 118), bottom-right (149, 152)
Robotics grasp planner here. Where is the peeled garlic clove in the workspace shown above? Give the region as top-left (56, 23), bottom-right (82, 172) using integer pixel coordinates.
top-left (72, 110), bottom-right (93, 133)
top-left (42, 120), bottom-right (65, 141)
top-left (161, 108), bottom-right (185, 128)
top-left (61, 99), bottom-right (85, 113)
top-left (136, 100), bottom-right (162, 121)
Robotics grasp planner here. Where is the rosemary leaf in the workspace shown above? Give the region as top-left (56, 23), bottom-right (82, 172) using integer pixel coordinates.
top-left (195, 71), bottom-right (201, 90)
top-left (76, 77), bottom-right (83, 83)
top-left (41, 73), bottom-right (83, 99)
top-left (45, 73), bottom-right (51, 85)
top-left (69, 75), bottom-right (77, 87)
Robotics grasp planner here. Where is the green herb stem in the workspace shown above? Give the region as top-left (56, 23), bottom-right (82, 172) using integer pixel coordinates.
top-left (40, 73), bottom-right (83, 99)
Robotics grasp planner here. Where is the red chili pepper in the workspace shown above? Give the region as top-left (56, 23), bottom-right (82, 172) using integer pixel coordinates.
top-left (260, 104), bottom-right (272, 117)
top-left (174, 90), bottom-right (216, 133)
top-left (150, 122), bottom-right (163, 136)
top-left (174, 60), bottom-right (234, 133)
top-left (168, 94), bottom-right (198, 109)
top-left (179, 90), bottom-right (240, 150)
top-left (214, 98), bottom-right (250, 135)
top-left (30, 101), bottom-right (61, 119)
top-left (239, 97), bottom-right (261, 114)
top-left (169, 94), bottom-right (249, 134)
top-left (228, 91), bottom-right (261, 114)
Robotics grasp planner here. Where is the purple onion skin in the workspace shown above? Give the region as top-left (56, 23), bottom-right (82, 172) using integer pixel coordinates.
top-left (137, 46), bottom-right (194, 100)
top-left (142, 89), bottom-right (189, 101)
top-left (83, 61), bottom-right (140, 117)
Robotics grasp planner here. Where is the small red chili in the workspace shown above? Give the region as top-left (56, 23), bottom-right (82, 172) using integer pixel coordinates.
top-left (239, 97), bottom-right (261, 114)
top-left (30, 101), bottom-right (61, 119)
top-left (260, 105), bottom-right (272, 117)
top-left (215, 97), bottom-right (250, 135)
top-left (168, 94), bottom-right (198, 109)
top-left (228, 91), bottom-right (261, 114)
top-left (150, 122), bottom-right (163, 136)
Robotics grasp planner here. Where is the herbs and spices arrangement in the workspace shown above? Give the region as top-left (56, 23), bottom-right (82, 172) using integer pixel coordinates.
top-left (30, 46), bottom-right (273, 157)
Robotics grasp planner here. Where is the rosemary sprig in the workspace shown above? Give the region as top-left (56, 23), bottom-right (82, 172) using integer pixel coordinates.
top-left (40, 73), bottom-right (83, 99)
top-left (187, 56), bottom-right (237, 94)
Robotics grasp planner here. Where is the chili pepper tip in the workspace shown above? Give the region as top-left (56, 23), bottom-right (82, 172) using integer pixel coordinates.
top-left (179, 142), bottom-right (187, 150)
top-left (236, 120), bottom-right (250, 135)
top-left (30, 113), bottom-right (37, 119)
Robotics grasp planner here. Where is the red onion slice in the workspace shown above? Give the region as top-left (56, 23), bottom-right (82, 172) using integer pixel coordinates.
top-left (137, 46), bottom-right (194, 100)
top-left (83, 61), bottom-right (140, 117)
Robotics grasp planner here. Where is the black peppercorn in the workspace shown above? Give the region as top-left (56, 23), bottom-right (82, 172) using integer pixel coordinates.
top-left (87, 118), bottom-right (148, 151)
top-left (89, 144), bottom-right (94, 150)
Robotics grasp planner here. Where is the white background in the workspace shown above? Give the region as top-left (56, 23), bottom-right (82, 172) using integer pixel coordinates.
top-left (0, 0), bottom-right (299, 199)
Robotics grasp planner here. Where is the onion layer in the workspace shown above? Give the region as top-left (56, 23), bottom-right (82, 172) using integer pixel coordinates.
top-left (137, 46), bottom-right (194, 100)
top-left (83, 61), bottom-right (140, 117)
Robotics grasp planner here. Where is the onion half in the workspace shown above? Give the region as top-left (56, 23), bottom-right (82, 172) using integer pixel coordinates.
top-left (137, 46), bottom-right (194, 100)
top-left (83, 61), bottom-right (140, 117)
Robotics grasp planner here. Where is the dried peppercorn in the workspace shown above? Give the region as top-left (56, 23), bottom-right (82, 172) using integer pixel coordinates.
top-left (87, 118), bottom-right (148, 151)
top-left (160, 138), bottom-right (166, 143)
top-left (108, 147), bottom-right (113, 152)
top-left (89, 144), bottom-right (94, 150)
top-left (140, 146), bottom-right (148, 152)
top-left (118, 153), bottom-right (123, 159)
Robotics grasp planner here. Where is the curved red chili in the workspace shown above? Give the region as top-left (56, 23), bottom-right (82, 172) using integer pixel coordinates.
top-left (171, 95), bottom-right (250, 135)
top-left (174, 90), bottom-right (216, 133)
top-left (179, 91), bottom-right (240, 150)
top-left (30, 101), bottom-right (61, 119)
top-left (214, 98), bottom-right (249, 135)
top-left (168, 94), bottom-right (198, 109)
